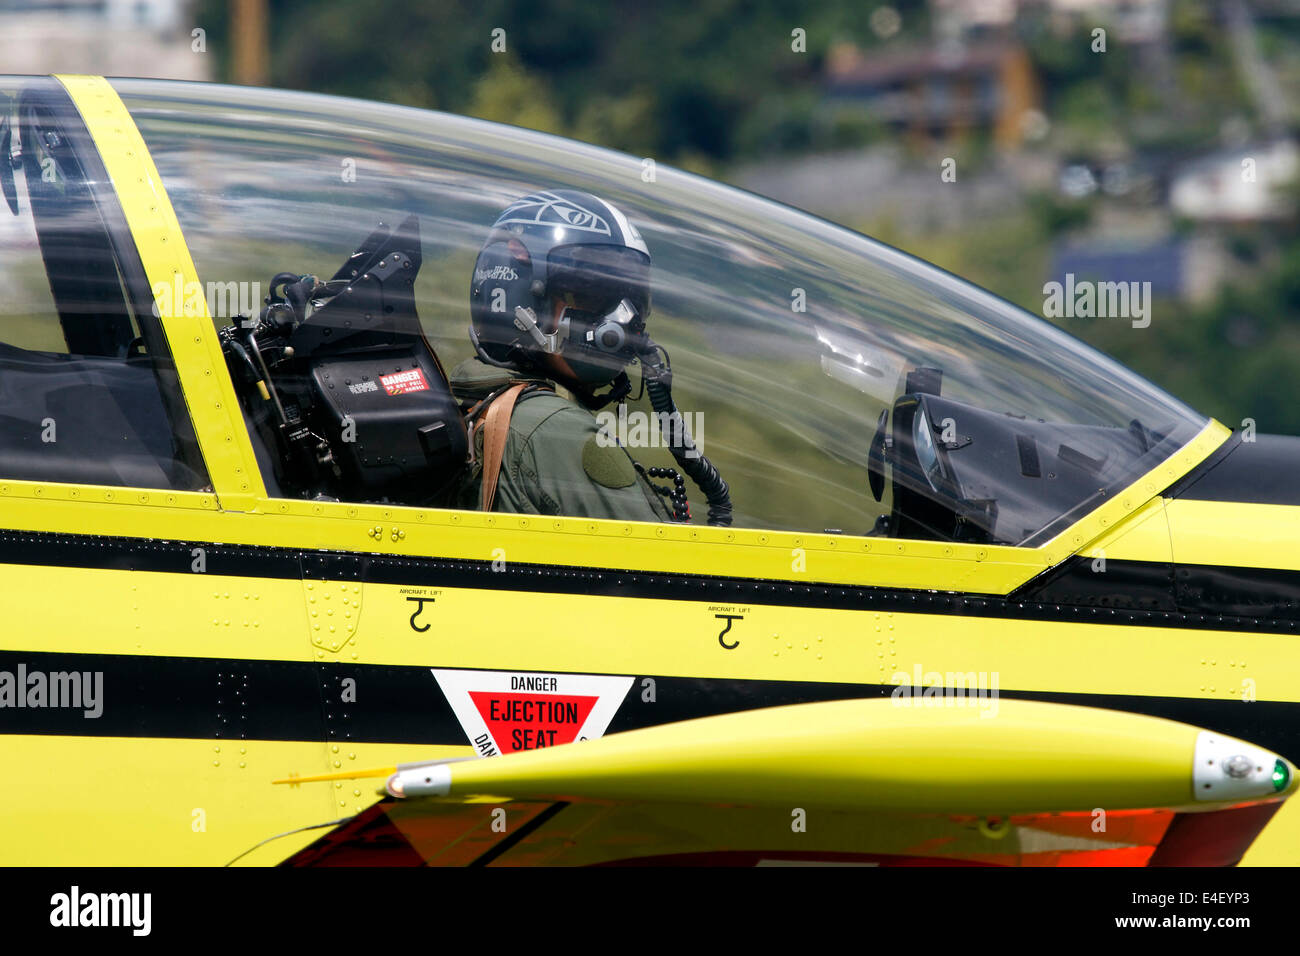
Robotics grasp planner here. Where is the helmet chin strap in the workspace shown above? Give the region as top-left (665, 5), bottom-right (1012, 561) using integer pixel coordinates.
top-left (468, 326), bottom-right (518, 370)
top-left (470, 322), bottom-right (630, 409)
top-left (569, 371), bottom-right (632, 410)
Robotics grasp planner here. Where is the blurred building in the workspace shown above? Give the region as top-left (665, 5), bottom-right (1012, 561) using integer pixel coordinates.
top-left (0, 0), bottom-right (210, 79)
top-left (1170, 139), bottom-right (1299, 222)
top-left (1035, 0), bottom-right (1168, 44)
top-left (1049, 236), bottom-right (1217, 303)
top-left (824, 40), bottom-right (1040, 150)
top-left (933, 0), bottom-right (1168, 44)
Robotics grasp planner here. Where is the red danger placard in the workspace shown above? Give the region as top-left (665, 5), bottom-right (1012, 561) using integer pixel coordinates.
top-left (380, 368), bottom-right (430, 395)
top-left (469, 691), bottom-right (598, 752)
top-left (432, 669), bottom-right (635, 758)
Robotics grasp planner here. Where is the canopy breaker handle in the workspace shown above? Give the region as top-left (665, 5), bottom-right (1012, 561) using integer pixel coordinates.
top-left (638, 342), bottom-right (732, 527)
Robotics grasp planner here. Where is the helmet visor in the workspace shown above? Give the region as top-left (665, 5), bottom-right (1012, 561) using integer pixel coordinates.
top-left (547, 244), bottom-right (651, 320)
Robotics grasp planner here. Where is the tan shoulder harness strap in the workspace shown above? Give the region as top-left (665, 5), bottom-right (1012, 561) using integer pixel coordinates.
top-left (480, 382), bottom-right (529, 512)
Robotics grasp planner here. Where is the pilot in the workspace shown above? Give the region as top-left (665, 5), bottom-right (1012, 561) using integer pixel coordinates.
top-left (451, 189), bottom-right (675, 522)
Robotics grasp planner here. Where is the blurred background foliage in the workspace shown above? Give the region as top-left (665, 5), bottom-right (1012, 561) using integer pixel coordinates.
top-left (195, 0), bottom-right (1300, 432)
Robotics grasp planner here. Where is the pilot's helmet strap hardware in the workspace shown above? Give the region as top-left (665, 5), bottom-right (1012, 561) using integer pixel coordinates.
top-left (464, 380), bottom-right (536, 462)
top-left (480, 383), bottom-right (530, 512)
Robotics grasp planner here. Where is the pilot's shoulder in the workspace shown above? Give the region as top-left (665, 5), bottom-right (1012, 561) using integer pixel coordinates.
top-left (449, 358), bottom-right (515, 399)
top-left (510, 390), bottom-right (593, 443)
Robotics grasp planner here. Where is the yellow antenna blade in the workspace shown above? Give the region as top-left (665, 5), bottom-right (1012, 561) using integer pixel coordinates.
top-left (273, 767), bottom-right (395, 786)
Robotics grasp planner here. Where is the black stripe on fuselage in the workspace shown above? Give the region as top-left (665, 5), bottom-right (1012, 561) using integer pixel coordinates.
top-left (2, 649), bottom-right (1299, 764)
top-left (1166, 432), bottom-right (1300, 506)
top-left (0, 649), bottom-right (458, 744)
top-left (2, 527), bottom-right (1299, 633)
top-left (1013, 555), bottom-right (1300, 623)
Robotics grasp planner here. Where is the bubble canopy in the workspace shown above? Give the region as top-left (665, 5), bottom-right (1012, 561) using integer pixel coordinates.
top-left (110, 78), bottom-right (1207, 545)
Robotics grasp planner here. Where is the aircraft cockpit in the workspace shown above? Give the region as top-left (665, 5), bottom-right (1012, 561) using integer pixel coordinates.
top-left (0, 77), bottom-right (1209, 548)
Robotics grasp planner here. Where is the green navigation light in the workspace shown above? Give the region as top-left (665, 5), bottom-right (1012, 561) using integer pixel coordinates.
top-left (1272, 759), bottom-right (1290, 793)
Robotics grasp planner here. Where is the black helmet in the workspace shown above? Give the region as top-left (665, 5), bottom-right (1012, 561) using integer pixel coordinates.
top-left (470, 189), bottom-right (651, 390)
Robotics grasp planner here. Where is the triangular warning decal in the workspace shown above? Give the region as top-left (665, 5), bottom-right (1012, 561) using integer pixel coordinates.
top-left (432, 669), bottom-right (635, 757)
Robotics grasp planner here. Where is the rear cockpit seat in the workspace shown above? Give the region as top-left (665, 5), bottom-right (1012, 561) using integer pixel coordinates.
top-left (0, 340), bottom-right (203, 489)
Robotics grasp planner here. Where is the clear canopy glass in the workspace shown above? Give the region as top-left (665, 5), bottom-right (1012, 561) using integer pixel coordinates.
top-left (109, 78), bottom-right (1207, 544)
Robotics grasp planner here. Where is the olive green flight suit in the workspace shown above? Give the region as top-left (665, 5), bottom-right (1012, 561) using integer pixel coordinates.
top-left (450, 359), bottom-right (671, 523)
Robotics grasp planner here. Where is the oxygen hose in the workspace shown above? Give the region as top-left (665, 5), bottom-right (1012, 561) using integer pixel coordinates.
top-left (639, 344), bottom-right (733, 527)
